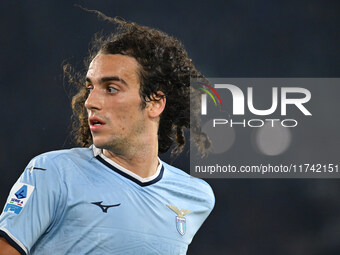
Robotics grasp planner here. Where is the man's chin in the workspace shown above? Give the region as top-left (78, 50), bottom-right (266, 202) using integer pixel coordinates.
top-left (92, 139), bottom-right (127, 156)
top-left (93, 140), bottom-right (116, 151)
top-left (92, 139), bottom-right (106, 149)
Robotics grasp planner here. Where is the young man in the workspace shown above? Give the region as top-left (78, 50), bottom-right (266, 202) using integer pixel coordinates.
top-left (0, 18), bottom-right (214, 254)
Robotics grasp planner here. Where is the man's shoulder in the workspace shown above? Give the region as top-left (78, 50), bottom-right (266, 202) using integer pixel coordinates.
top-left (162, 161), bottom-right (209, 186)
top-left (162, 162), bottom-right (215, 209)
top-left (27, 147), bottom-right (94, 173)
top-left (32, 147), bottom-right (93, 161)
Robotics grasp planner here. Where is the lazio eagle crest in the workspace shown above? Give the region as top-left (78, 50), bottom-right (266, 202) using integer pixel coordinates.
top-left (166, 204), bottom-right (192, 236)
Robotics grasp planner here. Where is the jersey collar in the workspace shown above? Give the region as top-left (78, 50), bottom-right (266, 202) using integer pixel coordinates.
top-left (92, 145), bottom-right (164, 187)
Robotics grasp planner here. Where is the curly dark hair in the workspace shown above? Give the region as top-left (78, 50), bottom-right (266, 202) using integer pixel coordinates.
top-left (65, 12), bottom-right (209, 156)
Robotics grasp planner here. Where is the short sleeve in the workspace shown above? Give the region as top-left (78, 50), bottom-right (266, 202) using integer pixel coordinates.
top-left (0, 154), bottom-right (66, 255)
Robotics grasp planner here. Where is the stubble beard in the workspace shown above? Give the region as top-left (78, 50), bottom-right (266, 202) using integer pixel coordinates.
top-left (96, 116), bottom-right (147, 158)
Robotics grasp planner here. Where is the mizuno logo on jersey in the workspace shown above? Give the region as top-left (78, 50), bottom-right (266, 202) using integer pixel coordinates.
top-left (166, 204), bottom-right (192, 236)
top-left (91, 201), bottom-right (121, 213)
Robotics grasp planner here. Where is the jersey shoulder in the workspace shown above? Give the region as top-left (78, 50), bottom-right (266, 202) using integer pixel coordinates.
top-left (30, 147), bottom-right (93, 166)
top-left (26, 147), bottom-right (93, 177)
top-left (32, 147), bottom-right (93, 161)
top-left (162, 162), bottom-right (215, 210)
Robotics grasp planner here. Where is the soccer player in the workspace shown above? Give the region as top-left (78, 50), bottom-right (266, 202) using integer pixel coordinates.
top-left (0, 17), bottom-right (214, 255)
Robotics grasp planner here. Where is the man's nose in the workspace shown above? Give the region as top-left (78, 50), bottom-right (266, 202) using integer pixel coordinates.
top-left (85, 88), bottom-right (103, 110)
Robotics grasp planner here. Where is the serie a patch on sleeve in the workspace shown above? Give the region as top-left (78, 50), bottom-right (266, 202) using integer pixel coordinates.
top-left (4, 182), bottom-right (35, 215)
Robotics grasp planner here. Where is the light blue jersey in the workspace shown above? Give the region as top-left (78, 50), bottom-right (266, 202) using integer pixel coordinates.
top-left (0, 147), bottom-right (214, 254)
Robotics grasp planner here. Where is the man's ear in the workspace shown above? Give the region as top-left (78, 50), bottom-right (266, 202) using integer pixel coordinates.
top-left (147, 91), bottom-right (166, 118)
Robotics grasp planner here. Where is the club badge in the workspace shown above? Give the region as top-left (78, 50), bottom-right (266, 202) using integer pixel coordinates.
top-left (166, 204), bottom-right (192, 236)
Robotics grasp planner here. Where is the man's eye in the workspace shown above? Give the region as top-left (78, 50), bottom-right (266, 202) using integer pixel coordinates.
top-left (86, 87), bottom-right (93, 93)
top-left (108, 87), bottom-right (118, 93)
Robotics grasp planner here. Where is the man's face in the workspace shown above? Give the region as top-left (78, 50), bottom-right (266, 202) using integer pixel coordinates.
top-left (85, 53), bottom-right (147, 153)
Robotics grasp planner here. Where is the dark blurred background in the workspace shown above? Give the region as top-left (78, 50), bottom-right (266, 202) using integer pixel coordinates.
top-left (1, 1), bottom-right (339, 254)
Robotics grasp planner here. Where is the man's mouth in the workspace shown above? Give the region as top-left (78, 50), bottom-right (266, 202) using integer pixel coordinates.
top-left (89, 117), bottom-right (105, 130)
top-left (90, 120), bottom-right (103, 126)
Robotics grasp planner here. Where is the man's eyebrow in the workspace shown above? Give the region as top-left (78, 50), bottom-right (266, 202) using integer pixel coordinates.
top-left (85, 76), bottom-right (128, 86)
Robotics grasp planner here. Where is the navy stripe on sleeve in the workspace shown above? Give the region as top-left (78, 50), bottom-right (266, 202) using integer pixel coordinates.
top-left (0, 229), bottom-right (27, 255)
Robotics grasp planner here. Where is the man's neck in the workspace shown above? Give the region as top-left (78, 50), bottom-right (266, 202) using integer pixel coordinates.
top-left (102, 143), bottom-right (159, 179)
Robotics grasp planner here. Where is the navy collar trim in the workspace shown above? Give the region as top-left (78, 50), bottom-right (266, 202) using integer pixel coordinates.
top-left (95, 155), bottom-right (164, 187)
